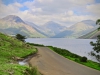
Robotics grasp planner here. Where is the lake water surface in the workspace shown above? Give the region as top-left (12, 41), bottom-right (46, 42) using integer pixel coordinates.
top-left (26, 38), bottom-right (97, 61)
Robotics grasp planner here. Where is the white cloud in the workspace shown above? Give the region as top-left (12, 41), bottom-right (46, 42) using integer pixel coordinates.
top-left (65, 11), bottom-right (74, 16)
top-left (37, 0), bottom-right (53, 3)
top-left (69, 0), bottom-right (94, 5)
top-left (0, 0), bottom-right (99, 26)
top-left (86, 3), bottom-right (100, 15)
top-left (24, 0), bottom-right (94, 15)
top-left (0, 1), bottom-right (23, 18)
top-left (30, 7), bottom-right (43, 14)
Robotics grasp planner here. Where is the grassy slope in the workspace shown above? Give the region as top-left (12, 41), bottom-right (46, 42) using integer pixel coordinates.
top-left (79, 29), bottom-right (100, 39)
top-left (0, 33), bottom-right (37, 75)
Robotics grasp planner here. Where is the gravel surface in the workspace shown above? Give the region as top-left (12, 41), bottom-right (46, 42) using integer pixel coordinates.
top-left (29, 46), bottom-right (100, 75)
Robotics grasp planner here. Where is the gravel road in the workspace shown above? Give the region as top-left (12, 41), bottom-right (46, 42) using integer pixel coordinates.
top-left (29, 46), bottom-right (100, 75)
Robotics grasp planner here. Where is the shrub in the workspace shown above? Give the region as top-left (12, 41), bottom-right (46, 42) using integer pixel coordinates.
top-left (80, 56), bottom-right (87, 62)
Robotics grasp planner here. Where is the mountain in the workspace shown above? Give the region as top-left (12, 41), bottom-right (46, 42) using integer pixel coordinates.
top-left (53, 20), bottom-right (96, 38)
top-left (52, 30), bottom-right (73, 38)
top-left (0, 15), bottom-right (46, 37)
top-left (25, 21), bottom-right (49, 36)
top-left (1, 15), bottom-right (25, 23)
top-left (1, 15), bottom-right (96, 38)
top-left (81, 20), bottom-right (96, 26)
top-left (79, 27), bottom-right (100, 39)
top-left (43, 21), bottom-right (66, 37)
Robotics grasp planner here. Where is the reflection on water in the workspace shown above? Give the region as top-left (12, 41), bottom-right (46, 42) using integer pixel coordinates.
top-left (26, 38), bottom-right (97, 62)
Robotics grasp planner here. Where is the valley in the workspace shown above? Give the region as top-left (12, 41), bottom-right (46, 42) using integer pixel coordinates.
top-left (0, 15), bottom-right (98, 38)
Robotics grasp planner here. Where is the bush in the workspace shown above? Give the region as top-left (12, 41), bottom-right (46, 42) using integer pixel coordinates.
top-left (80, 56), bottom-right (87, 62)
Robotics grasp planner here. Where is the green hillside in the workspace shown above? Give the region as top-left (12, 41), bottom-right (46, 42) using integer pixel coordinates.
top-left (0, 32), bottom-right (37, 75)
top-left (79, 29), bottom-right (100, 39)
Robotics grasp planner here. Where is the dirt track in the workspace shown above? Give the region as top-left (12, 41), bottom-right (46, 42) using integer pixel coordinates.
top-left (29, 46), bottom-right (100, 75)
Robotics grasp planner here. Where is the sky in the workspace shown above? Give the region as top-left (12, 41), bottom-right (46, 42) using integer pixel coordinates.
top-left (0, 0), bottom-right (100, 26)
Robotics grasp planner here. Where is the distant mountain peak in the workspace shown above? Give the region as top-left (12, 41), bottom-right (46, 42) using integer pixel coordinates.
top-left (81, 20), bottom-right (96, 26)
top-left (1, 15), bottom-right (25, 23)
top-left (44, 21), bottom-right (62, 28)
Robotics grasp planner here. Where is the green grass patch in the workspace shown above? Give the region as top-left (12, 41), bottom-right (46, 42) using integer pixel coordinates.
top-left (0, 32), bottom-right (41, 75)
top-left (24, 66), bottom-right (42, 75)
top-left (27, 43), bottom-right (45, 47)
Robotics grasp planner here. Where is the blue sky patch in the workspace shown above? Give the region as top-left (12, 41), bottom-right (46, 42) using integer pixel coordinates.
top-left (20, 6), bottom-right (29, 11)
top-left (95, 0), bottom-right (100, 3)
top-left (2, 0), bottom-right (34, 5)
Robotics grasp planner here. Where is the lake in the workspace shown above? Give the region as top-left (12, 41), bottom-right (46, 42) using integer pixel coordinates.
top-left (25, 38), bottom-right (97, 61)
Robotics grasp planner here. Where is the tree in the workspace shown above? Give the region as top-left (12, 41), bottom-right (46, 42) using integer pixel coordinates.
top-left (96, 19), bottom-right (100, 30)
top-left (90, 19), bottom-right (100, 63)
top-left (16, 34), bottom-right (26, 42)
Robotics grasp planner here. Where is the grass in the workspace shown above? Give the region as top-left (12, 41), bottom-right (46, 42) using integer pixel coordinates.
top-left (81, 60), bottom-right (100, 70)
top-left (0, 32), bottom-right (41, 75)
top-left (48, 46), bottom-right (100, 71)
top-left (0, 64), bottom-right (28, 75)
top-left (24, 66), bottom-right (41, 75)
